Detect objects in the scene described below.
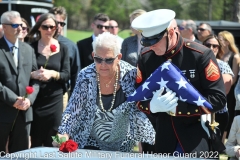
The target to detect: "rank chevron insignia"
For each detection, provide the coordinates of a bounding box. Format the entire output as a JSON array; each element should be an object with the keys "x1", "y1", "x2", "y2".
[
  {"x1": 205, "y1": 59, "x2": 220, "y2": 81},
  {"x1": 127, "y1": 61, "x2": 213, "y2": 109}
]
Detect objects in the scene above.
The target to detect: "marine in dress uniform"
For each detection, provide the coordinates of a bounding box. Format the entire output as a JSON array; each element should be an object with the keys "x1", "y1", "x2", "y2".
[{"x1": 132, "y1": 9, "x2": 226, "y2": 157}]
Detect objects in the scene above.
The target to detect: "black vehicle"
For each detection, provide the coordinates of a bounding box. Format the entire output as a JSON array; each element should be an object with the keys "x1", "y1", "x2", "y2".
[{"x1": 0, "y1": 0, "x2": 53, "y2": 27}]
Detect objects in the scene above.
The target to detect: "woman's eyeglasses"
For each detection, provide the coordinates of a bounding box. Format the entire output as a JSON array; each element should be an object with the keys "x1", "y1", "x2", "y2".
[
  {"x1": 58, "y1": 21, "x2": 66, "y2": 27},
  {"x1": 41, "y1": 25, "x2": 56, "y2": 30},
  {"x1": 94, "y1": 24, "x2": 109, "y2": 30},
  {"x1": 3, "y1": 23, "x2": 22, "y2": 28},
  {"x1": 204, "y1": 43, "x2": 219, "y2": 49},
  {"x1": 93, "y1": 55, "x2": 118, "y2": 64}
]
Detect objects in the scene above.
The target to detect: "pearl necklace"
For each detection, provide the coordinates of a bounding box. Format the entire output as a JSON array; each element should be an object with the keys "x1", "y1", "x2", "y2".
[{"x1": 97, "y1": 69, "x2": 119, "y2": 112}]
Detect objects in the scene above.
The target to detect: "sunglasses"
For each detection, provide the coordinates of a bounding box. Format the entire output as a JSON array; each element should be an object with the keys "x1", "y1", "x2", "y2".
[
  {"x1": 58, "y1": 21, "x2": 66, "y2": 27},
  {"x1": 94, "y1": 23, "x2": 109, "y2": 30},
  {"x1": 22, "y1": 27, "x2": 29, "y2": 31},
  {"x1": 141, "y1": 30, "x2": 166, "y2": 47},
  {"x1": 178, "y1": 26, "x2": 185, "y2": 31},
  {"x1": 204, "y1": 43, "x2": 219, "y2": 49},
  {"x1": 94, "y1": 55, "x2": 118, "y2": 64},
  {"x1": 3, "y1": 23, "x2": 22, "y2": 28},
  {"x1": 109, "y1": 26, "x2": 118, "y2": 29},
  {"x1": 197, "y1": 28, "x2": 207, "y2": 31},
  {"x1": 41, "y1": 25, "x2": 56, "y2": 30}
]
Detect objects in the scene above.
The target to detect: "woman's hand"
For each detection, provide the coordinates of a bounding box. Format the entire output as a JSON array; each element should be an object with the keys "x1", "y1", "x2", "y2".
[
  {"x1": 52, "y1": 133, "x2": 70, "y2": 147},
  {"x1": 31, "y1": 69, "x2": 43, "y2": 80},
  {"x1": 58, "y1": 133, "x2": 69, "y2": 141},
  {"x1": 38, "y1": 66, "x2": 57, "y2": 81}
]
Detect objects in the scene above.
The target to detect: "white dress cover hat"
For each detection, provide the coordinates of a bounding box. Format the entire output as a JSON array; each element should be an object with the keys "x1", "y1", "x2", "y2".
[{"x1": 131, "y1": 9, "x2": 176, "y2": 37}]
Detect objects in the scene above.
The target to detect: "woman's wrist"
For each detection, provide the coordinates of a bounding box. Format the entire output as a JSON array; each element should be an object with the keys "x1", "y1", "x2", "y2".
[{"x1": 52, "y1": 70, "x2": 60, "y2": 80}]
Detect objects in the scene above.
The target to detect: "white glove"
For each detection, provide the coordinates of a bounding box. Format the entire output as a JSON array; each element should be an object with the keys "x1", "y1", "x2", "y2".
[{"x1": 150, "y1": 87, "x2": 178, "y2": 113}]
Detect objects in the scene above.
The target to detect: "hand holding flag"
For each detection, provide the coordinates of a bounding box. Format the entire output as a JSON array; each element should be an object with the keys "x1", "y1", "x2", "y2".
[
  {"x1": 150, "y1": 87, "x2": 178, "y2": 113},
  {"x1": 127, "y1": 61, "x2": 212, "y2": 109}
]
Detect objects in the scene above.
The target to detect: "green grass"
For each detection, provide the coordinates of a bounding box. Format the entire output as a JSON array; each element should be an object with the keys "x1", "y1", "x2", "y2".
[
  {"x1": 66, "y1": 30, "x2": 92, "y2": 43},
  {"x1": 66, "y1": 29, "x2": 132, "y2": 43}
]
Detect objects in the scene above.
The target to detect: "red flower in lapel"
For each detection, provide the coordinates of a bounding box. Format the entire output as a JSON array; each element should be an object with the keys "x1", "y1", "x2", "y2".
[
  {"x1": 44, "y1": 44, "x2": 57, "y2": 68},
  {"x1": 50, "y1": 44, "x2": 57, "y2": 52}
]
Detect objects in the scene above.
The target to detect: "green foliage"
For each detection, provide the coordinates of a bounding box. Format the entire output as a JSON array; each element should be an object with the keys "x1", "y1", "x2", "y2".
[
  {"x1": 66, "y1": 29, "x2": 132, "y2": 43},
  {"x1": 144, "y1": 0, "x2": 183, "y2": 18},
  {"x1": 183, "y1": 0, "x2": 235, "y2": 21},
  {"x1": 54, "y1": 0, "x2": 239, "y2": 30}
]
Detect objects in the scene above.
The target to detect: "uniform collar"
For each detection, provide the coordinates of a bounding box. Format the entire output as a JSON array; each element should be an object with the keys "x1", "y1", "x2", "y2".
[{"x1": 164, "y1": 33, "x2": 184, "y2": 59}]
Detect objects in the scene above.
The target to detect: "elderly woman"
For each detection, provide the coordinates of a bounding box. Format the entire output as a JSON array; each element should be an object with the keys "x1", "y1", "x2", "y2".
[{"x1": 57, "y1": 32, "x2": 155, "y2": 151}]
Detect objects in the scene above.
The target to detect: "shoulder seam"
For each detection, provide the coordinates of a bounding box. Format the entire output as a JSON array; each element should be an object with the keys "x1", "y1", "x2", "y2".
[{"x1": 184, "y1": 41, "x2": 206, "y2": 54}]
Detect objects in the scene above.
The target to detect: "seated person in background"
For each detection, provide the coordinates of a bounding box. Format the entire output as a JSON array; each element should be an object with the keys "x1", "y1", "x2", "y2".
[
  {"x1": 56, "y1": 32, "x2": 155, "y2": 152},
  {"x1": 225, "y1": 115, "x2": 240, "y2": 160}
]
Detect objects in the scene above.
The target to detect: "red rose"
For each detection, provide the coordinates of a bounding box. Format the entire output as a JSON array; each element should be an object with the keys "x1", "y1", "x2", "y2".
[
  {"x1": 50, "y1": 44, "x2": 57, "y2": 52},
  {"x1": 59, "y1": 142, "x2": 67, "y2": 152},
  {"x1": 26, "y1": 86, "x2": 34, "y2": 94},
  {"x1": 59, "y1": 140, "x2": 78, "y2": 153}
]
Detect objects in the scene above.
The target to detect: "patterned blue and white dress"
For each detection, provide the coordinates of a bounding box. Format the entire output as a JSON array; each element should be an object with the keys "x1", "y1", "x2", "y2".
[
  {"x1": 58, "y1": 60, "x2": 155, "y2": 152},
  {"x1": 216, "y1": 59, "x2": 234, "y2": 114}
]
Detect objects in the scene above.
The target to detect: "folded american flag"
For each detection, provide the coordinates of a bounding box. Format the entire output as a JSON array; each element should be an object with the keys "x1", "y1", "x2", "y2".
[{"x1": 127, "y1": 61, "x2": 212, "y2": 109}]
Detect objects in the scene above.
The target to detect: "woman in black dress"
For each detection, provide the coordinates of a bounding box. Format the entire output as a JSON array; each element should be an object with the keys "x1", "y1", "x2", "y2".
[{"x1": 28, "y1": 13, "x2": 70, "y2": 147}]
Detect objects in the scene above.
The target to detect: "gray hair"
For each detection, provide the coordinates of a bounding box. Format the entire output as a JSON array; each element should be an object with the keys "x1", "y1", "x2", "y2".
[
  {"x1": 92, "y1": 32, "x2": 121, "y2": 56},
  {"x1": 199, "y1": 22, "x2": 212, "y2": 32},
  {"x1": 185, "y1": 20, "x2": 197, "y2": 35},
  {"x1": 1, "y1": 11, "x2": 21, "y2": 24}
]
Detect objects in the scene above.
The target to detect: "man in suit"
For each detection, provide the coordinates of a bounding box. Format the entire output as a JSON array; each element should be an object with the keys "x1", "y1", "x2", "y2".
[
  {"x1": 77, "y1": 13, "x2": 110, "y2": 68},
  {"x1": 0, "y1": 11, "x2": 39, "y2": 154},
  {"x1": 179, "y1": 20, "x2": 202, "y2": 44},
  {"x1": 49, "y1": 6, "x2": 81, "y2": 110}
]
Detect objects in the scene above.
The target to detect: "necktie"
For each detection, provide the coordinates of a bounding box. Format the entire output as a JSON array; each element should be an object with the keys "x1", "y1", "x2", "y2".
[{"x1": 12, "y1": 46, "x2": 18, "y2": 67}]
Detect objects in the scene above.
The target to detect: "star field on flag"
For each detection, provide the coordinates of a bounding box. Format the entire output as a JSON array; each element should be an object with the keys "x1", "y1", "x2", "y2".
[{"x1": 127, "y1": 61, "x2": 213, "y2": 109}]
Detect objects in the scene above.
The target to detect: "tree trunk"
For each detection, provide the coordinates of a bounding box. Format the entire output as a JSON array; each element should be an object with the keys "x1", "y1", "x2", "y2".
[{"x1": 233, "y1": 0, "x2": 240, "y2": 22}]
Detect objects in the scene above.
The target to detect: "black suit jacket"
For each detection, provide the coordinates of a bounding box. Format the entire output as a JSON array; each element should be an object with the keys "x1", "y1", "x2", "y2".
[
  {"x1": 77, "y1": 36, "x2": 93, "y2": 69},
  {"x1": 0, "y1": 37, "x2": 39, "y2": 123},
  {"x1": 58, "y1": 35, "x2": 81, "y2": 93}
]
